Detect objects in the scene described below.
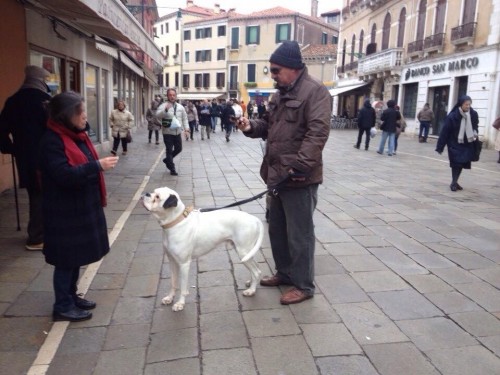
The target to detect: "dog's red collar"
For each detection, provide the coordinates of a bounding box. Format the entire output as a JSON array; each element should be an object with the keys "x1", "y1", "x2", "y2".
[{"x1": 161, "y1": 206, "x2": 194, "y2": 229}]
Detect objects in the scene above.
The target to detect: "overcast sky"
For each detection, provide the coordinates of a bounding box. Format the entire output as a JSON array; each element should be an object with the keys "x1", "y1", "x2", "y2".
[{"x1": 155, "y1": 0, "x2": 343, "y2": 17}]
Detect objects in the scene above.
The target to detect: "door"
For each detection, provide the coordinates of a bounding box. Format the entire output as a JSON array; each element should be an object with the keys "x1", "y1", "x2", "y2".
[{"x1": 432, "y1": 86, "x2": 449, "y2": 135}]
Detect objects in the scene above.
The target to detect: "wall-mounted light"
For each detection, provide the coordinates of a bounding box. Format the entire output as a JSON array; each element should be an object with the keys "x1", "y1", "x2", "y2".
[{"x1": 263, "y1": 66, "x2": 269, "y2": 74}]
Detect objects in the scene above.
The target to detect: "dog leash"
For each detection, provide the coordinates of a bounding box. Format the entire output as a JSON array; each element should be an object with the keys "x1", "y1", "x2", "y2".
[{"x1": 199, "y1": 175, "x2": 291, "y2": 212}]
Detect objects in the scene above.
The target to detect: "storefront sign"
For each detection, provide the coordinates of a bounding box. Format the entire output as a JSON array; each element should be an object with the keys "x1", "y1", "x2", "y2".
[{"x1": 405, "y1": 57, "x2": 479, "y2": 80}]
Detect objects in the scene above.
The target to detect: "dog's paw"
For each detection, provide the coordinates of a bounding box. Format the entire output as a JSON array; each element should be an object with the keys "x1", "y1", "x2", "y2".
[
  {"x1": 172, "y1": 302, "x2": 185, "y2": 311},
  {"x1": 162, "y1": 296, "x2": 174, "y2": 305},
  {"x1": 245, "y1": 280, "x2": 251, "y2": 287},
  {"x1": 242, "y1": 288, "x2": 256, "y2": 297}
]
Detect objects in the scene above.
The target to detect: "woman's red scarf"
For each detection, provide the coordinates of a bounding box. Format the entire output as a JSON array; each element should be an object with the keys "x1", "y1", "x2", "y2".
[{"x1": 47, "y1": 119, "x2": 107, "y2": 207}]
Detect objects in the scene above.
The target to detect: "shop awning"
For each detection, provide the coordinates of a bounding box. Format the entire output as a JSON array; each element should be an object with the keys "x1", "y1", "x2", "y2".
[
  {"x1": 247, "y1": 88, "x2": 276, "y2": 96},
  {"x1": 329, "y1": 82, "x2": 370, "y2": 96},
  {"x1": 120, "y1": 52, "x2": 143, "y2": 77},
  {"x1": 27, "y1": 0, "x2": 164, "y2": 65},
  {"x1": 143, "y1": 67, "x2": 159, "y2": 86},
  {"x1": 176, "y1": 93, "x2": 225, "y2": 101}
]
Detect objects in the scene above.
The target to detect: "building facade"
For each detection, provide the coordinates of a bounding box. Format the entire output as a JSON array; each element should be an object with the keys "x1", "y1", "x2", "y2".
[
  {"x1": 336, "y1": 0, "x2": 500, "y2": 146},
  {"x1": 0, "y1": 0, "x2": 163, "y2": 192},
  {"x1": 176, "y1": 6, "x2": 338, "y2": 104}
]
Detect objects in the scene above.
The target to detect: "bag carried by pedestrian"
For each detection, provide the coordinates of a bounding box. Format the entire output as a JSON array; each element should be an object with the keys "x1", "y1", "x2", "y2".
[
  {"x1": 370, "y1": 127, "x2": 377, "y2": 138},
  {"x1": 472, "y1": 138, "x2": 482, "y2": 162},
  {"x1": 493, "y1": 117, "x2": 500, "y2": 130},
  {"x1": 126, "y1": 130, "x2": 132, "y2": 143}
]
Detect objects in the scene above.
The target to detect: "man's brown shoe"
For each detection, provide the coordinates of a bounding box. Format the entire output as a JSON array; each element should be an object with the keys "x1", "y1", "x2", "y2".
[
  {"x1": 260, "y1": 274, "x2": 291, "y2": 287},
  {"x1": 280, "y1": 288, "x2": 313, "y2": 305}
]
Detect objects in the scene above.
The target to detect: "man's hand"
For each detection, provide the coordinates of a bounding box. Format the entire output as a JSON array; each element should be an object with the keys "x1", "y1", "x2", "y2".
[
  {"x1": 236, "y1": 117, "x2": 251, "y2": 132},
  {"x1": 288, "y1": 168, "x2": 306, "y2": 182}
]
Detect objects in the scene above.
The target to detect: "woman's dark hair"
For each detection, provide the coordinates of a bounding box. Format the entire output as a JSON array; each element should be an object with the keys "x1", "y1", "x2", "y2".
[{"x1": 48, "y1": 91, "x2": 84, "y2": 128}]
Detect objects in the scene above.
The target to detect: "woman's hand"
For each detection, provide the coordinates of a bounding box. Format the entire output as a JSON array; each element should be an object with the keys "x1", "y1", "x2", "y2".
[{"x1": 99, "y1": 156, "x2": 119, "y2": 171}]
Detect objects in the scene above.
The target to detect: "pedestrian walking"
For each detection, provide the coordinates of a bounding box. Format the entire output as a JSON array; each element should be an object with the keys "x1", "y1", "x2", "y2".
[
  {"x1": 394, "y1": 105, "x2": 406, "y2": 155},
  {"x1": 236, "y1": 41, "x2": 331, "y2": 305},
  {"x1": 493, "y1": 116, "x2": 500, "y2": 163},
  {"x1": 156, "y1": 88, "x2": 189, "y2": 176},
  {"x1": 354, "y1": 99, "x2": 376, "y2": 150},
  {"x1": 0, "y1": 65, "x2": 52, "y2": 251},
  {"x1": 436, "y1": 95, "x2": 479, "y2": 191},
  {"x1": 376, "y1": 99, "x2": 401, "y2": 156},
  {"x1": 185, "y1": 101, "x2": 198, "y2": 141},
  {"x1": 417, "y1": 103, "x2": 434, "y2": 143},
  {"x1": 221, "y1": 99, "x2": 236, "y2": 142},
  {"x1": 39, "y1": 91, "x2": 118, "y2": 322},
  {"x1": 109, "y1": 100, "x2": 134, "y2": 156},
  {"x1": 146, "y1": 100, "x2": 161, "y2": 145},
  {"x1": 210, "y1": 99, "x2": 221, "y2": 133},
  {"x1": 198, "y1": 99, "x2": 212, "y2": 140}
]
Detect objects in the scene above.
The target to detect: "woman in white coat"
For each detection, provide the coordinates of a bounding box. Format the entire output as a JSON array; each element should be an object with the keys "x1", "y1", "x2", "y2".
[{"x1": 109, "y1": 100, "x2": 134, "y2": 155}]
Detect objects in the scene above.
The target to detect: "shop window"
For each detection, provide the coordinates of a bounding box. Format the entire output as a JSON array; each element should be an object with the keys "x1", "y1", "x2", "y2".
[
  {"x1": 30, "y1": 50, "x2": 62, "y2": 95},
  {"x1": 402, "y1": 83, "x2": 418, "y2": 118},
  {"x1": 86, "y1": 65, "x2": 99, "y2": 142}
]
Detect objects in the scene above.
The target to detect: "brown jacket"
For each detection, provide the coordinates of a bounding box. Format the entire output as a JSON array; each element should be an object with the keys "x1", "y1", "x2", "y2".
[{"x1": 244, "y1": 68, "x2": 331, "y2": 188}]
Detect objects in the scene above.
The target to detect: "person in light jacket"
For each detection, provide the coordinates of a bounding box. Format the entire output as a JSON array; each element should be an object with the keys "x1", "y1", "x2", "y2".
[
  {"x1": 156, "y1": 88, "x2": 189, "y2": 176},
  {"x1": 109, "y1": 100, "x2": 134, "y2": 155},
  {"x1": 417, "y1": 103, "x2": 434, "y2": 143}
]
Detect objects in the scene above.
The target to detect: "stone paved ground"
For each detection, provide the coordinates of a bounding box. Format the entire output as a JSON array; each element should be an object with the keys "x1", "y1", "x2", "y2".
[{"x1": 1, "y1": 126, "x2": 499, "y2": 375}]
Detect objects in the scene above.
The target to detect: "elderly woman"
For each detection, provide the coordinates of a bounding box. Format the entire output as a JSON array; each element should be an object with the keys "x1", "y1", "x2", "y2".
[
  {"x1": 109, "y1": 100, "x2": 134, "y2": 155},
  {"x1": 436, "y1": 95, "x2": 479, "y2": 191},
  {"x1": 39, "y1": 91, "x2": 118, "y2": 322}
]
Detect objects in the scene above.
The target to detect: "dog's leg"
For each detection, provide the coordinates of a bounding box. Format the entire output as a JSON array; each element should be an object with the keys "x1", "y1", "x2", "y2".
[
  {"x1": 172, "y1": 261, "x2": 191, "y2": 311},
  {"x1": 242, "y1": 258, "x2": 261, "y2": 296},
  {"x1": 162, "y1": 253, "x2": 178, "y2": 305}
]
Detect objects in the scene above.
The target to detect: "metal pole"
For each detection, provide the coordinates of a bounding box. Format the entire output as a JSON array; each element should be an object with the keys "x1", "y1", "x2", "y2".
[{"x1": 11, "y1": 156, "x2": 21, "y2": 231}]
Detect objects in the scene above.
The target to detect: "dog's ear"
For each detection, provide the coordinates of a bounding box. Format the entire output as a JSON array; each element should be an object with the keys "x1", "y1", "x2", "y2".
[{"x1": 163, "y1": 194, "x2": 178, "y2": 209}]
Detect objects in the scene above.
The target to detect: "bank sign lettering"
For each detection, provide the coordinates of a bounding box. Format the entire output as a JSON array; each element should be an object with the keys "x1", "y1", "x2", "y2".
[{"x1": 405, "y1": 57, "x2": 479, "y2": 80}]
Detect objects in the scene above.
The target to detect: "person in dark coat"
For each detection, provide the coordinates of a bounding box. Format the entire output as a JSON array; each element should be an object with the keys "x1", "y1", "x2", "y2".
[
  {"x1": 198, "y1": 99, "x2": 212, "y2": 140},
  {"x1": 436, "y1": 95, "x2": 479, "y2": 191},
  {"x1": 376, "y1": 99, "x2": 401, "y2": 156},
  {"x1": 221, "y1": 99, "x2": 236, "y2": 142},
  {"x1": 39, "y1": 91, "x2": 118, "y2": 322},
  {"x1": 236, "y1": 41, "x2": 331, "y2": 305},
  {"x1": 354, "y1": 99, "x2": 376, "y2": 150},
  {"x1": 0, "y1": 65, "x2": 52, "y2": 250}
]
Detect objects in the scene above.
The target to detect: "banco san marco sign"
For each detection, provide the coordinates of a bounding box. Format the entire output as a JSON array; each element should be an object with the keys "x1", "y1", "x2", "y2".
[{"x1": 404, "y1": 57, "x2": 480, "y2": 81}]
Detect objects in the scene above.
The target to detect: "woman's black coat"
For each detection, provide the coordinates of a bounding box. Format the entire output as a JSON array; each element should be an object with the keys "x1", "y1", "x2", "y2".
[
  {"x1": 39, "y1": 130, "x2": 110, "y2": 268},
  {"x1": 436, "y1": 106, "x2": 479, "y2": 168}
]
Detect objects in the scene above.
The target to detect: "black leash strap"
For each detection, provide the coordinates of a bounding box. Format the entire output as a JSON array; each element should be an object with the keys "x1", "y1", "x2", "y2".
[{"x1": 199, "y1": 175, "x2": 290, "y2": 212}]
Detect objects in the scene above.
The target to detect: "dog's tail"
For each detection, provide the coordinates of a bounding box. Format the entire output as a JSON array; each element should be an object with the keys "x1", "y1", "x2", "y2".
[{"x1": 241, "y1": 219, "x2": 265, "y2": 263}]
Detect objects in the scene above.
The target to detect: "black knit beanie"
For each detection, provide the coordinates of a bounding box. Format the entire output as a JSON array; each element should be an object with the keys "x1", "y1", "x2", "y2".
[{"x1": 269, "y1": 41, "x2": 305, "y2": 70}]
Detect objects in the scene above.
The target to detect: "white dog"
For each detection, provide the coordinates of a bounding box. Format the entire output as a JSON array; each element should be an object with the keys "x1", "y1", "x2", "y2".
[{"x1": 142, "y1": 187, "x2": 264, "y2": 311}]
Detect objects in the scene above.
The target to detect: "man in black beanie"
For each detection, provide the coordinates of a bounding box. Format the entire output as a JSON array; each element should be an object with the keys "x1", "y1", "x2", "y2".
[
  {"x1": 236, "y1": 41, "x2": 331, "y2": 305},
  {"x1": 0, "y1": 66, "x2": 51, "y2": 251}
]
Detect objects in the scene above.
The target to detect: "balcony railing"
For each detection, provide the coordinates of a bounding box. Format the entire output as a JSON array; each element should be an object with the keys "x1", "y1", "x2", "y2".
[
  {"x1": 451, "y1": 22, "x2": 476, "y2": 45},
  {"x1": 344, "y1": 61, "x2": 359, "y2": 72},
  {"x1": 407, "y1": 39, "x2": 424, "y2": 56},
  {"x1": 424, "y1": 33, "x2": 445, "y2": 53},
  {"x1": 358, "y1": 48, "x2": 403, "y2": 77}
]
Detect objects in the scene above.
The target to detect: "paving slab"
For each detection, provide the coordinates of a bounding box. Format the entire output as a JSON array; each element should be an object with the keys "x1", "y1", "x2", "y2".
[
  {"x1": 243, "y1": 308, "x2": 301, "y2": 337},
  {"x1": 200, "y1": 310, "x2": 249, "y2": 350},
  {"x1": 425, "y1": 345, "x2": 500, "y2": 375},
  {"x1": 301, "y1": 323, "x2": 363, "y2": 356},
  {"x1": 369, "y1": 289, "x2": 443, "y2": 320},
  {"x1": 316, "y1": 355, "x2": 379, "y2": 375},
  {"x1": 351, "y1": 270, "x2": 410, "y2": 292},
  {"x1": 202, "y1": 348, "x2": 257, "y2": 375}
]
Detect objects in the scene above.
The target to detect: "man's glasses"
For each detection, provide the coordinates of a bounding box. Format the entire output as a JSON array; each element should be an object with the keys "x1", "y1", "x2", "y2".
[{"x1": 270, "y1": 67, "x2": 282, "y2": 74}]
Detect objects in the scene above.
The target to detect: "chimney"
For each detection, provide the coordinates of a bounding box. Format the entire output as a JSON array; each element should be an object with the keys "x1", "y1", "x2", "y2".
[
  {"x1": 186, "y1": 0, "x2": 194, "y2": 7},
  {"x1": 311, "y1": 0, "x2": 318, "y2": 17},
  {"x1": 214, "y1": 3, "x2": 220, "y2": 14}
]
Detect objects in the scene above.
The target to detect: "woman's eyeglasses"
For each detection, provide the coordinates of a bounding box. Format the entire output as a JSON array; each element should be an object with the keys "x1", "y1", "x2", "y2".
[{"x1": 270, "y1": 67, "x2": 282, "y2": 74}]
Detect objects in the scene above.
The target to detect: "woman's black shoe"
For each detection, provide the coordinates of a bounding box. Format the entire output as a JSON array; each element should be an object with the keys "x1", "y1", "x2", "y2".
[
  {"x1": 450, "y1": 183, "x2": 458, "y2": 192},
  {"x1": 53, "y1": 308, "x2": 92, "y2": 322},
  {"x1": 456, "y1": 183, "x2": 463, "y2": 190},
  {"x1": 75, "y1": 296, "x2": 96, "y2": 310}
]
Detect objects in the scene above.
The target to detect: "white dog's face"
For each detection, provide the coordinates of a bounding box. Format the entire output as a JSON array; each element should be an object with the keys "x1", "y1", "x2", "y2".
[{"x1": 141, "y1": 187, "x2": 184, "y2": 222}]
